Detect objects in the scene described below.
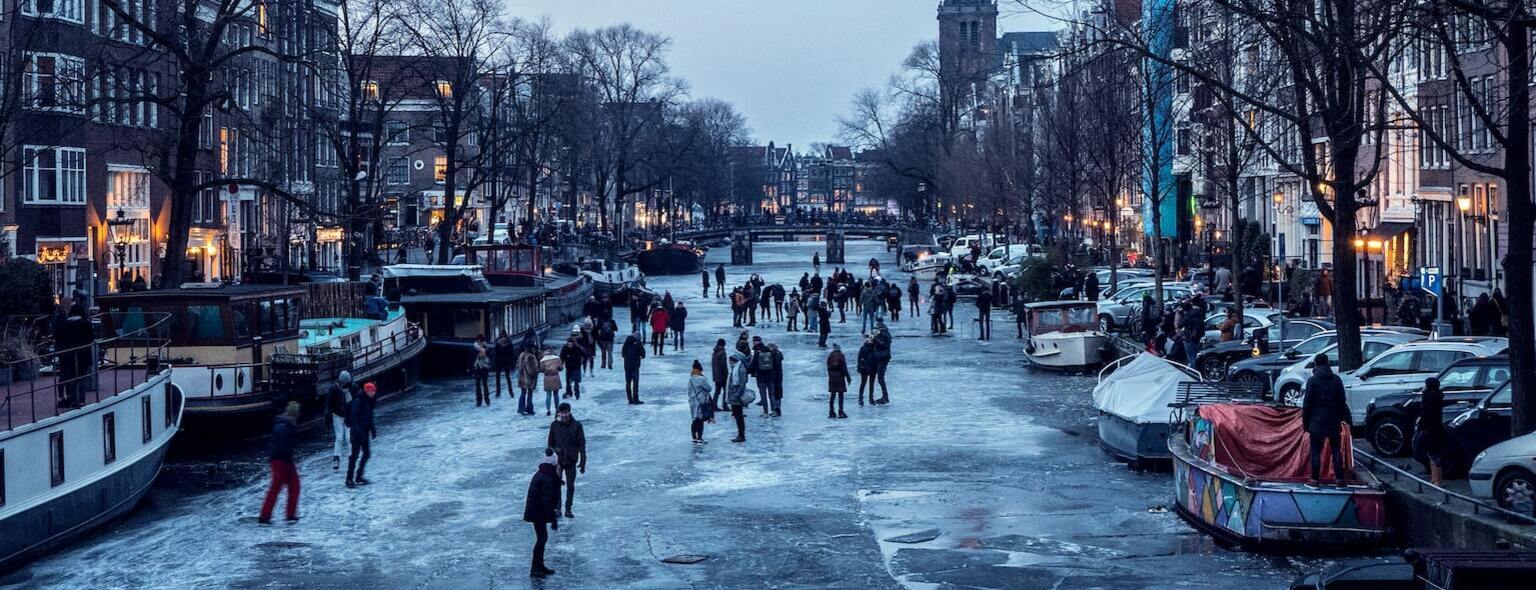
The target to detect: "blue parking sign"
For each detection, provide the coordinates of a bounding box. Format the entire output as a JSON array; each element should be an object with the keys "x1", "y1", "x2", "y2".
[{"x1": 1418, "y1": 267, "x2": 1442, "y2": 298}]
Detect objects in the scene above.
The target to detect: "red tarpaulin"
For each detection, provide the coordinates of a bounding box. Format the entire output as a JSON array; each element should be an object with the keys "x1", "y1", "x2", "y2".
[{"x1": 1198, "y1": 404, "x2": 1357, "y2": 483}]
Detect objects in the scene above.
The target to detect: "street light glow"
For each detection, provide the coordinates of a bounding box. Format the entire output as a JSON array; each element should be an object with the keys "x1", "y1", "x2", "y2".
[
  {"x1": 1457, "y1": 195, "x2": 1473, "y2": 212},
  {"x1": 1352, "y1": 238, "x2": 1366, "y2": 249},
  {"x1": 1366, "y1": 239, "x2": 1383, "y2": 251}
]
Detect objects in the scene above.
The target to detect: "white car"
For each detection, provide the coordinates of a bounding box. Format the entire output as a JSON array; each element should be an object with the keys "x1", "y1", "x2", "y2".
[
  {"x1": 1270, "y1": 332, "x2": 1423, "y2": 411},
  {"x1": 1277, "y1": 337, "x2": 1506, "y2": 425},
  {"x1": 948, "y1": 234, "x2": 1005, "y2": 259},
  {"x1": 978, "y1": 244, "x2": 1044, "y2": 271},
  {"x1": 1468, "y1": 422, "x2": 1536, "y2": 516},
  {"x1": 1200, "y1": 308, "x2": 1287, "y2": 345}
]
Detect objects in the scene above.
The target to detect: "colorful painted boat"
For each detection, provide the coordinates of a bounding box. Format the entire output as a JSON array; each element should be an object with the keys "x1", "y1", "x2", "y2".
[{"x1": 1168, "y1": 403, "x2": 1389, "y2": 551}]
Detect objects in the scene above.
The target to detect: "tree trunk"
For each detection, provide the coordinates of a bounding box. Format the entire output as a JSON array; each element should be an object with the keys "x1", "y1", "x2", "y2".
[
  {"x1": 158, "y1": 82, "x2": 207, "y2": 289},
  {"x1": 1503, "y1": 18, "x2": 1535, "y2": 435}
]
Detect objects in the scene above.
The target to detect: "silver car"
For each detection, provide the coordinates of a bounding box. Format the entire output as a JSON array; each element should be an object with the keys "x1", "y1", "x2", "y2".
[{"x1": 1095, "y1": 284, "x2": 1194, "y2": 332}]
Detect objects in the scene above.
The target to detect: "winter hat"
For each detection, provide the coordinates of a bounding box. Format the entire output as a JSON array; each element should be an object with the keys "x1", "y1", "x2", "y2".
[
  {"x1": 363, "y1": 382, "x2": 377, "y2": 395},
  {"x1": 337, "y1": 371, "x2": 353, "y2": 384},
  {"x1": 572, "y1": 326, "x2": 582, "y2": 334},
  {"x1": 540, "y1": 448, "x2": 559, "y2": 467},
  {"x1": 691, "y1": 360, "x2": 704, "y2": 374}
]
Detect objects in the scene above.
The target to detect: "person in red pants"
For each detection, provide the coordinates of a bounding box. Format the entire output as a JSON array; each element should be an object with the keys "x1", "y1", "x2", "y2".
[{"x1": 259, "y1": 401, "x2": 302, "y2": 523}]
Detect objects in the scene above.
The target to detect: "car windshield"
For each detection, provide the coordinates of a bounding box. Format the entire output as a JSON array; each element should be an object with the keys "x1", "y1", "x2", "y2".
[{"x1": 1291, "y1": 335, "x2": 1334, "y2": 355}]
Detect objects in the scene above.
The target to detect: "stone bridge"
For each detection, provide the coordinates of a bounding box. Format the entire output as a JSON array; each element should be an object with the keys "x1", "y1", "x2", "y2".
[{"x1": 675, "y1": 224, "x2": 937, "y2": 265}]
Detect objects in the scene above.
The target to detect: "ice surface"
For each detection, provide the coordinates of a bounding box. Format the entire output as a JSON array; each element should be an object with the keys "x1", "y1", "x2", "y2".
[{"x1": 2, "y1": 241, "x2": 1327, "y2": 590}]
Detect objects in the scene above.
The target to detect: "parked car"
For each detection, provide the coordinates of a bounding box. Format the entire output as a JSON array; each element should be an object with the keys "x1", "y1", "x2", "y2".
[
  {"x1": 1362, "y1": 355, "x2": 1511, "y2": 457},
  {"x1": 1095, "y1": 284, "x2": 1195, "y2": 332},
  {"x1": 978, "y1": 244, "x2": 1044, "y2": 271},
  {"x1": 1200, "y1": 308, "x2": 1288, "y2": 346},
  {"x1": 1270, "y1": 332, "x2": 1425, "y2": 409},
  {"x1": 1466, "y1": 393, "x2": 1536, "y2": 515},
  {"x1": 1449, "y1": 381, "x2": 1517, "y2": 476},
  {"x1": 1220, "y1": 323, "x2": 1359, "y2": 390},
  {"x1": 1324, "y1": 339, "x2": 1508, "y2": 425}
]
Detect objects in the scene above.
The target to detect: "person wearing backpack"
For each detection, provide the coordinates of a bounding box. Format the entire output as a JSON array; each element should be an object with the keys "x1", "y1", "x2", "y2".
[
  {"x1": 817, "y1": 300, "x2": 833, "y2": 348},
  {"x1": 670, "y1": 301, "x2": 688, "y2": 351},
  {"x1": 766, "y1": 343, "x2": 785, "y2": 416},
  {"x1": 749, "y1": 338, "x2": 776, "y2": 416},
  {"x1": 595, "y1": 317, "x2": 617, "y2": 370},
  {"x1": 621, "y1": 333, "x2": 646, "y2": 404}
]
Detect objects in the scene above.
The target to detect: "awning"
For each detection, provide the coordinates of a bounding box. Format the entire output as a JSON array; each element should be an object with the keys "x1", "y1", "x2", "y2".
[{"x1": 1369, "y1": 222, "x2": 1415, "y2": 240}]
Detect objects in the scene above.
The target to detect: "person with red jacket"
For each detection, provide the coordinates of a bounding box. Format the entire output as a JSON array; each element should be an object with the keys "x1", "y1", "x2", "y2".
[{"x1": 649, "y1": 305, "x2": 670, "y2": 356}]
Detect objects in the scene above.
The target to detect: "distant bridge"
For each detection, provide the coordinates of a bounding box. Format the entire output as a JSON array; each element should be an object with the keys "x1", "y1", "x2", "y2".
[{"x1": 675, "y1": 223, "x2": 936, "y2": 265}]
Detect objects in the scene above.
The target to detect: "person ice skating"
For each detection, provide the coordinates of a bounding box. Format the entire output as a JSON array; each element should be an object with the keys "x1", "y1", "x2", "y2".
[
  {"x1": 546, "y1": 403, "x2": 586, "y2": 517},
  {"x1": 812, "y1": 251, "x2": 820, "y2": 269},
  {"x1": 711, "y1": 339, "x2": 729, "y2": 410},
  {"x1": 1302, "y1": 354, "x2": 1351, "y2": 485},
  {"x1": 856, "y1": 335, "x2": 876, "y2": 406},
  {"x1": 827, "y1": 344, "x2": 851, "y2": 419},
  {"x1": 540, "y1": 348, "x2": 564, "y2": 415},
  {"x1": 688, "y1": 361, "x2": 714, "y2": 443},
  {"x1": 715, "y1": 264, "x2": 727, "y2": 297},
  {"x1": 579, "y1": 321, "x2": 597, "y2": 372},
  {"x1": 258, "y1": 401, "x2": 303, "y2": 524},
  {"x1": 473, "y1": 334, "x2": 492, "y2": 407},
  {"x1": 560, "y1": 329, "x2": 587, "y2": 400},
  {"x1": 517, "y1": 347, "x2": 540, "y2": 415},
  {"x1": 494, "y1": 332, "x2": 516, "y2": 396},
  {"x1": 649, "y1": 304, "x2": 670, "y2": 355},
  {"x1": 524, "y1": 451, "x2": 562, "y2": 578},
  {"x1": 726, "y1": 350, "x2": 752, "y2": 442},
  {"x1": 871, "y1": 320, "x2": 892, "y2": 405},
  {"x1": 326, "y1": 371, "x2": 356, "y2": 470},
  {"x1": 670, "y1": 301, "x2": 688, "y2": 351},
  {"x1": 621, "y1": 333, "x2": 646, "y2": 404},
  {"x1": 345, "y1": 382, "x2": 378, "y2": 488}
]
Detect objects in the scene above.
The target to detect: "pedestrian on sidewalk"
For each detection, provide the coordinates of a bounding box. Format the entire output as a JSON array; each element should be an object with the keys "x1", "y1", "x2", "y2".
[
  {"x1": 649, "y1": 304, "x2": 670, "y2": 356},
  {"x1": 817, "y1": 300, "x2": 833, "y2": 348},
  {"x1": 621, "y1": 333, "x2": 646, "y2": 404},
  {"x1": 560, "y1": 330, "x2": 587, "y2": 400},
  {"x1": 473, "y1": 335, "x2": 492, "y2": 407},
  {"x1": 494, "y1": 332, "x2": 516, "y2": 397},
  {"x1": 711, "y1": 339, "x2": 729, "y2": 410},
  {"x1": 670, "y1": 301, "x2": 688, "y2": 351},
  {"x1": 540, "y1": 349, "x2": 563, "y2": 415},
  {"x1": 856, "y1": 335, "x2": 876, "y2": 406},
  {"x1": 524, "y1": 451, "x2": 561, "y2": 578},
  {"x1": 976, "y1": 288, "x2": 993, "y2": 341},
  {"x1": 326, "y1": 371, "x2": 355, "y2": 470},
  {"x1": 1416, "y1": 377, "x2": 1449, "y2": 485},
  {"x1": 1302, "y1": 354, "x2": 1350, "y2": 485},
  {"x1": 258, "y1": 401, "x2": 302, "y2": 524},
  {"x1": 596, "y1": 316, "x2": 617, "y2": 370},
  {"x1": 517, "y1": 347, "x2": 540, "y2": 415},
  {"x1": 726, "y1": 350, "x2": 752, "y2": 442},
  {"x1": 871, "y1": 320, "x2": 892, "y2": 405},
  {"x1": 716, "y1": 264, "x2": 727, "y2": 297},
  {"x1": 688, "y1": 360, "x2": 714, "y2": 443},
  {"x1": 546, "y1": 403, "x2": 586, "y2": 518},
  {"x1": 827, "y1": 344, "x2": 851, "y2": 419},
  {"x1": 345, "y1": 383, "x2": 378, "y2": 488}
]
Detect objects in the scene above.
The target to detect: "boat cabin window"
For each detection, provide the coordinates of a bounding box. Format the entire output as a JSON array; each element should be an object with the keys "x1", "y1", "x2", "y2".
[
  {"x1": 1032, "y1": 307, "x2": 1094, "y2": 332},
  {"x1": 231, "y1": 303, "x2": 252, "y2": 339},
  {"x1": 1, "y1": 449, "x2": 7, "y2": 507},
  {"x1": 454, "y1": 309, "x2": 484, "y2": 339},
  {"x1": 49, "y1": 432, "x2": 65, "y2": 487},
  {"x1": 141, "y1": 395, "x2": 153, "y2": 443},
  {"x1": 185, "y1": 305, "x2": 227, "y2": 340},
  {"x1": 102, "y1": 413, "x2": 117, "y2": 464}
]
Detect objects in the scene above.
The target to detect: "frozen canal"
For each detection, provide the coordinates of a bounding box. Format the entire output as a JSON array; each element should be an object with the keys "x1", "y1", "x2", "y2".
[{"x1": 4, "y1": 241, "x2": 1328, "y2": 589}]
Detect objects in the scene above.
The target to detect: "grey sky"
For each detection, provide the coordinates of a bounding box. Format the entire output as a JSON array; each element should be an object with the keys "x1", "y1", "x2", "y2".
[{"x1": 507, "y1": 0, "x2": 1053, "y2": 151}]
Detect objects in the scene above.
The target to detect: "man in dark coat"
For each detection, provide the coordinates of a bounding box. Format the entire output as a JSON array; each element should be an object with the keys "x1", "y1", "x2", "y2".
[
  {"x1": 345, "y1": 383, "x2": 378, "y2": 488},
  {"x1": 701, "y1": 269, "x2": 711, "y2": 298},
  {"x1": 621, "y1": 333, "x2": 646, "y2": 404},
  {"x1": 711, "y1": 338, "x2": 729, "y2": 409},
  {"x1": 715, "y1": 264, "x2": 727, "y2": 297},
  {"x1": 258, "y1": 402, "x2": 303, "y2": 523},
  {"x1": 547, "y1": 404, "x2": 586, "y2": 517},
  {"x1": 1083, "y1": 272, "x2": 1100, "y2": 302},
  {"x1": 1301, "y1": 356, "x2": 1351, "y2": 484},
  {"x1": 975, "y1": 289, "x2": 993, "y2": 340},
  {"x1": 871, "y1": 320, "x2": 893, "y2": 404},
  {"x1": 560, "y1": 332, "x2": 587, "y2": 399},
  {"x1": 816, "y1": 301, "x2": 833, "y2": 348},
  {"x1": 524, "y1": 453, "x2": 562, "y2": 578},
  {"x1": 493, "y1": 333, "x2": 516, "y2": 397}
]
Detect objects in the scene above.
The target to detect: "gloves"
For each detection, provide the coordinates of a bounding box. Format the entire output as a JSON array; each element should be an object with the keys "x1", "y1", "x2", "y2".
[{"x1": 579, "y1": 465, "x2": 586, "y2": 474}]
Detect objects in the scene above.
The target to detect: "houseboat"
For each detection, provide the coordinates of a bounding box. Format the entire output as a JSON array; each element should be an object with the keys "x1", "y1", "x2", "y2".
[
  {"x1": 1092, "y1": 353, "x2": 1200, "y2": 465},
  {"x1": 1022, "y1": 301, "x2": 1109, "y2": 372},
  {"x1": 464, "y1": 244, "x2": 593, "y2": 327},
  {"x1": 96, "y1": 285, "x2": 307, "y2": 437},
  {"x1": 270, "y1": 283, "x2": 426, "y2": 413},
  {"x1": 383, "y1": 265, "x2": 548, "y2": 377},
  {"x1": 1, "y1": 313, "x2": 183, "y2": 571},
  {"x1": 1169, "y1": 402, "x2": 1389, "y2": 551}
]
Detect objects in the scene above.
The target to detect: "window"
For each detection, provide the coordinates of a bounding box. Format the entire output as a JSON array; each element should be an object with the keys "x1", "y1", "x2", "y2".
[
  {"x1": 361, "y1": 80, "x2": 379, "y2": 102},
  {"x1": 23, "y1": 146, "x2": 87, "y2": 204},
  {"x1": 1363, "y1": 342, "x2": 1393, "y2": 361},
  {"x1": 103, "y1": 413, "x2": 117, "y2": 464},
  {"x1": 1368, "y1": 351, "x2": 1416, "y2": 375},
  {"x1": 434, "y1": 156, "x2": 447, "y2": 183},
  {"x1": 23, "y1": 0, "x2": 84, "y2": 23},
  {"x1": 385, "y1": 120, "x2": 408, "y2": 144},
  {"x1": 435, "y1": 80, "x2": 453, "y2": 99},
  {"x1": 1282, "y1": 322, "x2": 1322, "y2": 342},
  {"x1": 1438, "y1": 365, "x2": 1480, "y2": 390},
  {"x1": 387, "y1": 159, "x2": 410, "y2": 185},
  {"x1": 185, "y1": 305, "x2": 227, "y2": 340},
  {"x1": 1483, "y1": 367, "x2": 1511, "y2": 389},
  {"x1": 50, "y1": 432, "x2": 65, "y2": 487},
  {"x1": 1, "y1": 449, "x2": 6, "y2": 507},
  {"x1": 1416, "y1": 350, "x2": 1471, "y2": 372},
  {"x1": 23, "y1": 53, "x2": 85, "y2": 113},
  {"x1": 164, "y1": 383, "x2": 177, "y2": 428},
  {"x1": 141, "y1": 395, "x2": 153, "y2": 443},
  {"x1": 256, "y1": 0, "x2": 271, "y2": 36}
]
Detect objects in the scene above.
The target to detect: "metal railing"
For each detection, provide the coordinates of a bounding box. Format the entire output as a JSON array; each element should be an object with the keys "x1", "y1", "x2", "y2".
[
  {"x1": 1353, "y1": 446, "x2": 1536, "y2": 526},
  {"x1": 2, "y1": 312, "x2": 172, "y2": 431}
]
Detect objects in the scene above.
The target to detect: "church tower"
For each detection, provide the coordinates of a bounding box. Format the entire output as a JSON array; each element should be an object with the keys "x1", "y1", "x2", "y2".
[{"x1": 937, "y1": 0, "x2": 999, "y2": 83}]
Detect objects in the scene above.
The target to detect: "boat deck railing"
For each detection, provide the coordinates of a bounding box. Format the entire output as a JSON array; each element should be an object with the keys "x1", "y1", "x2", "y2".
[
  {"x1": 1353, "y1": 447, "x2": 1536, "y2": 526},
  {"x1": 2, "y1": 312, "x2": 172, "y2": 432}
]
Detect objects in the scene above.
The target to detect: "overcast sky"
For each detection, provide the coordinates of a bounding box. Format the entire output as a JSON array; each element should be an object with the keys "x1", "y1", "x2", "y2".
[{"x1": 507, "y1": 0, "x2": 1055, "y2": 151}]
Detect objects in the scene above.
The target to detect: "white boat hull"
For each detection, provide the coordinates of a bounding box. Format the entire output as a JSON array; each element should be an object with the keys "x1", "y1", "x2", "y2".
[{"x1": 1024, "y1": 331, "x2": 1107, "y2": 372}]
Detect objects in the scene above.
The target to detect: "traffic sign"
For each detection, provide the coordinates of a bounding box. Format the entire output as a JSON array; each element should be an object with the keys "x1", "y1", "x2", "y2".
[{"x1": 1418, "y1": 266, "x2": 1442, "y2": 298}]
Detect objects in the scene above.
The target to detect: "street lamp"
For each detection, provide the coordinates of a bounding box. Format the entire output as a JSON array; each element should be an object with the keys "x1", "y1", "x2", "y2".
[{"x1": 106, "y1": 209, "x2": 136, "y2": 292}]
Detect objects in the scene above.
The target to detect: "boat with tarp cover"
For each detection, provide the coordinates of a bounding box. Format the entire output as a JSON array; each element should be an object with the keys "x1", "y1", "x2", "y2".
[
  {"x1": 1169, "y1": 402, "x2": 1389, "y2": 551},
  {"x1": 1093, "y1": 354, "x2": 1201, "y2": 465}
]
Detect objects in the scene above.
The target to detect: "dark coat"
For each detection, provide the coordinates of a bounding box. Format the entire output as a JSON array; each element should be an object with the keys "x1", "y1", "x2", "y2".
[
  {"x1": 817, "y1": 306, "x2": 833, "y2": 334},
  {"x1": 560, "y1": 340, "x2": 586, "y2": 377},
  {"x1": 856, "y1": 342, "x2": 876, "y2": 375},
  {"x1": 492, "y1": 338, "x2": 516, "y2": 371},
  {"x1": 712, "y1": 347, "x2": 729, "y2": 383},
  {"x1": 523, "y1": 463, "x2": 563, "y2": 524},
  {"x1": 347, "y1": 394, "x2": 378, "y2": 440},
  {"x1": 871, "y1": 328, "x2": 893, "y2": 368},
  {"x1": 547, "y1": 419, "x2": 586, "y2": 469},
  {"x1": 669, "y1": 306, "x2": 688, "y2": 331},
  {"x1": 827, "y1": 350, "x2": 851, "y2": 392},
  {"x1": 268, "y1": 416, "x2": 297, "y2": 462},
  {"x1": 1301, "y1": 367, "x2": 1351, "y2": 436},
  {"x1": 621, "y1": 334, "x2": 646, "y2": 369},
  {"x1": 327, "y1": 382, "x2": 354, "y2": 417},
  {"x1": 976, "y1": 290, "x2": 993, "y2": 313}
]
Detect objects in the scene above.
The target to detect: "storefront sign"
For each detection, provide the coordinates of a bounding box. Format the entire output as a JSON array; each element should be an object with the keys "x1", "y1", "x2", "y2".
[
  {"x1": 315, "y1": 227, "x2": 345, "y2": 242},
  {"x1": 37, "y1": 245, "x2": 71, "y2": 264}
]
